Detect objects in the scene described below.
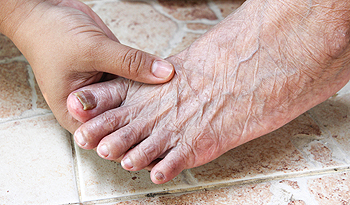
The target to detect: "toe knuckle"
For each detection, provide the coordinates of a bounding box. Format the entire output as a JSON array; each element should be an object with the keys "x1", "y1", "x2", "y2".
[
  {"x1": 101, "y1": 110, "x2": 118, "y2": 131},
  {"x1": 140, "y1": 143, "x2": 159, "y2": 163},
  {"x1": 120, "y1": 126, "x2": 139, "y2": 146}
]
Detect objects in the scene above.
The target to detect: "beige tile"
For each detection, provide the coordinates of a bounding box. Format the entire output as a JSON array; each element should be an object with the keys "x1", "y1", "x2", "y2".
[
  {"x1": 279, "y1": 180, "x2": 301, "y2": 190},
  {"x1": 34, "y1": 78, "x2": 50, "y2": 110},
  {"x1": 113, "y1": 182, "x2": 273, "y2": 204},
  {"x1": 0, "y1": 61, "x2": 32, "y2": 118},
  {"x1": 159, "y1": 0, "x2": 218, "y2": 21},
  {"x1": 305, "y1": 140, "x2": 342, "y2": 167},
  {"x1": 186, "y1": 23, "x2": 214, "y2": 31},
  {"x1": 287, "y1": 200, "x2": 306, "y2": 205},
  {"x1": 189, "y1": 113, "x2": 321, "y2": 183},
  {"x1": 94, "y1": 1, "x2": 177, "y2": 57},
  {"x1": 309, "y1": 94, "x2": 350, "y2": 156},
  {"x1": 0, "y1": 114, "x2": 78, "y2": 204},
  {"x1": 268, "y1": 176, "x2": 324, "y2": 204},
  {"x1": 170, "y1": 33, "x2": 201, "y2": 56},
  {"x1": 76, "y1": 0, "x2": 95, "y2": 8},
  {"x1": 0, "y1": 33, "x2": 22, "y2": 60},
  {"x1": 337, "y1": 81, "x2": 350, "y2": 96},
  {"x1": 308, "y1": 171, "x2": 350, "y2": 204},
  {"x1": 75, "y1": 147, "x2": 191, "y2": 202},
  {"x1": 212, "y1": 0, "x2": 246, "y2": 18}
]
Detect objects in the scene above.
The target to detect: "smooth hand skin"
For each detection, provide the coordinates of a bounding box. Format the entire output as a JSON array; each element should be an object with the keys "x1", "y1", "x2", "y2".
[
  {"x1": 69, "y1": 0, "x2": 350, "y2": 184},
  {"x1": 0, "y1": 0, "x2": 174, "y2": 133}
]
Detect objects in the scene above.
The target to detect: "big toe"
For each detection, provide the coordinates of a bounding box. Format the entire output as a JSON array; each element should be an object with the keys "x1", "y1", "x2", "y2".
[{"x1": 67, "y1": 78, "x2": 129, "y2": 123}]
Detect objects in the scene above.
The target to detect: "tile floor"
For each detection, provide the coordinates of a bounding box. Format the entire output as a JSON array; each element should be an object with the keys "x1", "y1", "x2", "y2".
[{"x1": 1, "y1": 0, "x2": 350, "y2": 204}]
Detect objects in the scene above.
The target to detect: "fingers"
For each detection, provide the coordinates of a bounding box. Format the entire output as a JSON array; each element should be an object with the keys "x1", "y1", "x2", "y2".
[
  {"x1": 61, "y1": 0, "x2": 175, "y2": 84},
  {"x1": 91, "y1": 38, "x2": 175, "y2": 84}
]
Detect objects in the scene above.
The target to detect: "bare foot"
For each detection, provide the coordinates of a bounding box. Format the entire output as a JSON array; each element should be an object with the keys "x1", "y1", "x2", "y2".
[{"x1": 68, "y1": 0, "x2": 350, "y2": 184}]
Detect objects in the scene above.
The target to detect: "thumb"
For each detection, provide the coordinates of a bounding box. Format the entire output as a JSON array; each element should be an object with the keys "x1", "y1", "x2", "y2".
[{"x1": 92, "y1": 38, "x2": 175, "y2": 84}]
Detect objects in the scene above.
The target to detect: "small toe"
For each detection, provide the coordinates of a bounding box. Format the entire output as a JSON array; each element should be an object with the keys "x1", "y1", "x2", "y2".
[{"x1": 150, "y1": 147, "x2": 189, "y2": 184}]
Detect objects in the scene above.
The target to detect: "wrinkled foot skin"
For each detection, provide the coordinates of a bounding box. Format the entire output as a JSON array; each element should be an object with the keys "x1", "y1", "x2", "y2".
[{"x1": 70, "y1": 0, "x2": 350, "y2": 184}]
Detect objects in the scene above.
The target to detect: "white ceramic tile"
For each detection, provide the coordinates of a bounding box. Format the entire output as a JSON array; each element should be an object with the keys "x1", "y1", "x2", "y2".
[
  {"x1": 309, "y1": 94, "x2": 350, "y2": 159},
  {"x1": 188, "y1": 113, "x2": 327, "y2": 184},
  {"x1": 0, "y1": 114, "x2": 79, "y2": 204},
  {"x1": 89, "y1": 170, "x2": 350, "y2": 205},
  {"x1": 268, "y1": 170, "x2": 350, "y2": 205},
  {"x1": 93, "y1": 1, "x2": 177, "y2": 57},
  {"x1": 337, "y1": 80, "x2": 350, "y2": 96},
  {"x1": 75, "y1": 145, "x2": 192, "y2": 202},
  {"x1": 308, "y1": 171, "x2": 350, "y2": 204},
  {"x1": 2, "y1": 0, "x2": 350, "y2": 204}
]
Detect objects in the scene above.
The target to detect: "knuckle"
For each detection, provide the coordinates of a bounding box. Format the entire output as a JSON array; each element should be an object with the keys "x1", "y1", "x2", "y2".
[
  {"x1": 81, "y1": 38, "x2": 102, "y2": 64},
  {"x1": 122, "y1": 49, "x2": 145, "y2": 76},
  {"x1": 120, "y1": 126, "x2": 139, "y2": 147},
  {"x1": 140, "y1": 143, "x2": 159, "y2": 164},
  {"x1": 100, "y1": 110, "x2": 118, "y2": 131}
]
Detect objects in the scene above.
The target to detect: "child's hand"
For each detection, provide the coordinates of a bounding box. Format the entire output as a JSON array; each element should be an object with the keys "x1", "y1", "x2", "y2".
[{"x1": 0, "y1": 0, "x2": 174, "y2": 133}]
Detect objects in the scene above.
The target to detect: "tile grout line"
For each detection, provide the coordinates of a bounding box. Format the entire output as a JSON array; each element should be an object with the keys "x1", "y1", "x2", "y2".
[
  {"x1": 148, "y1": 0, "x2": 187, "y2": 58},
  {"x1": 148, "y1": 0, "x2": 221, "y2": 58},
  {"x1": 291, "y1": 112, "x2": 324, "y2": 168},
  {"x1": 207, "y1": 0, "x2": 225, "y2": 21},
  {"x1": 26, "y1": 65, "x2": 38, "y2": 110},
  {"x1": 0, "y1": 111, "x2": 52, "y2": 125},
  {"x1": 0, "y1": 55, "x2": 27, "y2": 64},
  {"x1": 80, "y1": 165, "x2": 350, "y2": 204},
  {"x1": 0, "y1": 54, "x2": 53, "y2": 124},
  {"x1": 307, "y1": 108, "x2": 350, "y2": 164},
  {"x1": 70, "y1": 133, "x2": 83, "y2": 204}
]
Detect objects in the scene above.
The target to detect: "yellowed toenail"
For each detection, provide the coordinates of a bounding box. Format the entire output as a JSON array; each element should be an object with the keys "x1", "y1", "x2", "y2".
[
  {"x1": 73, "y1": 91, "x2": 97, "y2": 111},
  {"x1": 155, "y1": 172, "x2": 165, "y2": 181}
]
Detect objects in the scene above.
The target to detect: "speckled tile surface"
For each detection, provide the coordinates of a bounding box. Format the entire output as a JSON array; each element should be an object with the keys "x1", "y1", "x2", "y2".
[
  {"x1": 0, "y1": 115, "x2": 78, "y2": 204},
  {"x1": 1, "y1": 0, "x2": 350, "y2": 204},
  {"x1": 0, "y1": 33, "x2": 22, "y2": 60},
  {"x1": 75, "y1": 146, "x2": 193, "y2": 202}
]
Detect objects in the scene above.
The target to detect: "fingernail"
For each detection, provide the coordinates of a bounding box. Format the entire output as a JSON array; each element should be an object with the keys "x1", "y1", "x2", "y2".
[
  {"x1": 121, "y1": 158, "x2": 133, "y2": 169},
  {"x1": 98, "y1": 144, "x2": 109, "y2": 158},
  {"x1": 74, "y1": 131, "x2": 86, "y2": 147},
  {"x1": 152, "y1": 60, "x2": 174, "y2": 79},
  {"x1": 155, "y1": 172, "x2": 165, "y2": 181},
  {"x1": 73, "y1": 90, "x2": 97, "y2": 111}
]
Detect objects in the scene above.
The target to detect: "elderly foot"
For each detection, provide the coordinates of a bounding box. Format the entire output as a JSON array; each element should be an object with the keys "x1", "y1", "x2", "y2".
[{"x1": 68, "y1": 0, "x2": 350, "y2": 184}]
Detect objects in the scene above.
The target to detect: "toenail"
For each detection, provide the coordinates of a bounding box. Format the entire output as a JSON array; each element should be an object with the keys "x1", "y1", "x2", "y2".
[
  {"x1": 73, "y1": 90, "x2": 97, "y2": 111},
  {"x1": 155, "y1": 172, "x2": 165, "y2": 181},
  {"x1": 151, "y1": 60, "x2": 173, "y2": 79},
  {"x1": 75, "y1": 131, "x2": 86, "y2": 147},
  {"x1": 98, "y1": 144, "x2": 110, "y2": 158},
  {"x1": 121, "y1": 158, "x2": 133, "y2": 169}
]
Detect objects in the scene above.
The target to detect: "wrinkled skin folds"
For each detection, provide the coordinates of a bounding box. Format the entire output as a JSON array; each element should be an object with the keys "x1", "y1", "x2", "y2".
[{"x1": 69, "y1": 0, "x2": 350, "y2": 184}]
